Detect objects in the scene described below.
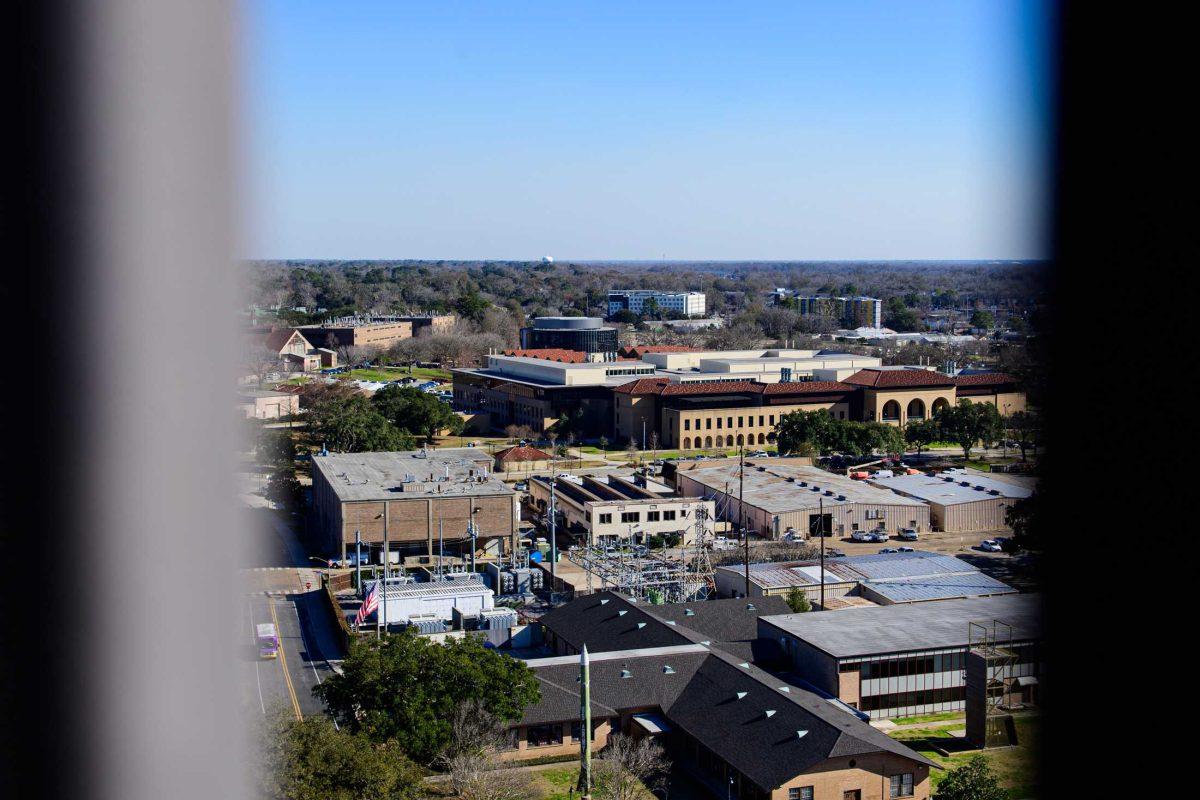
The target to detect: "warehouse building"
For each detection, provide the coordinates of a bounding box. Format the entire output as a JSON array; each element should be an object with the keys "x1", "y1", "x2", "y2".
[
  {"x1": 507, "y1": 592, "x2": 938, "y2": 798},
  {"x1": 310, "y1": 450, "x2": 519, "y2": 563},
  {"x1": 714, "y1": 550, "x2": 1015, "y2": 604},
  {"x1": 527, "y1": 473, "x2": 715, "y2": 547},
  {"x1": 759, "y1": 593, "x2": 1041, "y2": 719},
  {"x1": 676, "y1": 462, "x2": 930, "y2": 541},
  {"x1": 867, "y1": 468, "x2": 1033, "y2": 532}
]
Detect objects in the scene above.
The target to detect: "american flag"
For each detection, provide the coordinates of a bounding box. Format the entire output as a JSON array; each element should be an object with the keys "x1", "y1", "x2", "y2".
[{"x1": 355, "y1": 579, "x2": 381, "y2": 627}]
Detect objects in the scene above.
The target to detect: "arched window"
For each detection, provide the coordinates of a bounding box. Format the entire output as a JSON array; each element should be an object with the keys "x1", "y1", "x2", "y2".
[
  {"x1": 715, "y1": 435, "x2": 724, "y2": 448},
  {"x1": 932, "y1": 397, "x2": 951, "y2": 416},
  {"x1": 881, "y1": 400, "x2": 901, "y2": 421},
  {"x1": 736, "y1": 434, "x2": 745, "y2": 446},
  {"x1": 906, "y1": 398, "x2": 926, "y2": 420},
  {"x1": 704, "y1": 436, "x2": 713, "y2": 448},
  {"x1": 758, "y1": 433, "x2": 766, "y2": 445},
  {"x1": 682, "y1": 437, "x2": 691, "y2": 450}
]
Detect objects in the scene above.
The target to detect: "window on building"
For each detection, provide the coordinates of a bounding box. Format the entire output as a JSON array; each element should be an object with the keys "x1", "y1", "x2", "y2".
[
  {"x1": 684, "y1": 419, "x2": 691, "y2": 431},
  {"x1": 889, "y1": 774, "x2": 914, "y2": 798},
  {"x1": 706, "y1": 418, "x2": 712, "y2": 430},
  {"x1": 647, "y1": 511, "x2": 660, "y2": 522},
  {"x1": 789, "y1": 788, "x2": 814, "y2": 800},
  {"x1": 738, "y1": 416, "x2": 744, "y2": 427},
  {"x1": 758, "y1": 415, "x2": 764, "y2": 426},
  {"x1": 716, "y1": 418, "x2": 722, "y2": 429},
  {"x1": 527, "y1": 724, "x2": 564, "y2": 747},
  {"x1": 769, "y1": 415, "x2": 775, "y2": 425},
  {"x1": 663, "y1": 510, "x2": 676, "y2": 520},
  {"x1": 727, "y1": 417, "x2": 733, "y2": 428},
  {"x1": 621, "y1": 512, "x2": 640, "y2": 523},
  {"x1": 598, "y1": 513, "x2": 612, "y2": 525}
]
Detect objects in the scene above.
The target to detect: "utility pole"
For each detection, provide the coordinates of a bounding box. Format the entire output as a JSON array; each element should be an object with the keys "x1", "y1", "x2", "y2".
[
  {"x1": 380, "y1": 501, "x2": 389, "y2": 638},
  {"x1": 740, "y1": 447, "x2": 749, "y2": 599},
  {"x1": 578, "y1": 645, "x2": 592, "y2": 799},
  {"x1": 353, "y1": 529, "x2": 362, "y2": 589},
  {"x1": 549, "y1": 477, "x2": 558, "y2": 587},
  {"x1": 438, "y1": 516, "x2": 444, "y2": 578},
  {"x1": 819, "y1": 497, "x2": 826, "y2": 611}
]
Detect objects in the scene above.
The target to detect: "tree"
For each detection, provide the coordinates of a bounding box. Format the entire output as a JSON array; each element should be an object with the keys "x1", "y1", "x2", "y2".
[
  {"x1": 315, "y1": 630, "x2": 541, "y2": 765},
  {"x1": 884, "y1": 297, "x2": 922, "y2": 332},
  {"x1": 969, "y1": 309, "x2": 996, "y2": 330},
  {"x1": 625, "y1": 438, "x2": 639, "y2": 463},
  {"x1": 453, "y1": 290, "x2": 490, "y2": 323},
  {"x1": 258, "y1": 712, "x2": 425, "y2": 800},
  {"x1": 934, "y1": 755, "x2": 1006, "y2": 800},
  {"x1": 266, "y1": 469, "x2": 302, "y2": 512},
  {"x1": 785, "y1": 587, "x2": 811, "y2": 613},
  {"x1": 1005, "y1": 492, "x2": 1041, "y2": 552},
  {"x1": 594, "y1": 734, "x2": 670, "y2": 800},
  {"x1": 372, "y1": 384, "x2": 463, "y2": 443},
  {"x1": 307, "y1": 393, "x2": 415, "y2": 453},
  {"x1": 937, "y1": 400, "x2": 1003, "y2": 459},
  {"x1": 1007, "y1": 410, "x2": 1038, "y2": 461},
  {"x1": 598, "y1": 435, "x2": 609, "y2": 455},
  {"x1": 438, "y1": 701, "x2": 532, "y2": 800},
  {"x1": 776, "y1": 410, "x2": 837, "y2": 455},
  {"x1": 258, "y1": 428, "x2": 297, "y2": 469},
  {"x1": 904, "y1": 418, "x2": 939, "y2": 456}
]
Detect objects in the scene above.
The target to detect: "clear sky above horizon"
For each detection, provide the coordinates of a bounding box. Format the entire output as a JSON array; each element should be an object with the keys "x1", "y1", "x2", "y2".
[{"x1": 246, "y1": 1, "x2": 1050, "y2": 261}]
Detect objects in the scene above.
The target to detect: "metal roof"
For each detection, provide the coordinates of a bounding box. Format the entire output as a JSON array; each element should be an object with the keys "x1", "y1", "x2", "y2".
[
  {"x1": 717, "y1": 550, "x2": 999, "y2": 592},
  {"x1": 860, "y1": 573, "x2": 1017, "y2": 603},
  {"x1": 868, "y1": 469, "x2": 1033, "y2": 504},
  {"x1": 760, "y1": 593, "x2": 1041, "y2": 658},
  {"x1": 680, "y1": 463, "x2": 925, "y2": 515}
]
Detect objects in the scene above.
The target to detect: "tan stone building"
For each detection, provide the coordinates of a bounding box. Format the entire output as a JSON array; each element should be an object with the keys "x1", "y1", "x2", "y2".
[
  {"x1": 301, "y1": 313, "x2": 457, "y2": 351},
  {"x1": 238, "y1": 389, "x2": 299, "y2": 419},
  {"x1": 676, "y1": 461, "x2": 930, "y2": 540},
  {"x1": 492, "y1": 444, "x2": 554, "y2": 475},
  {"x1": 310, "y1": 450, "x2": 518, "y2": 563},
  {"x1": 841, "y1": 368, "x2": 958, "y2": 426},
  {"x1": 252, "y1": 327, "x2": 337, "y2": 373}
]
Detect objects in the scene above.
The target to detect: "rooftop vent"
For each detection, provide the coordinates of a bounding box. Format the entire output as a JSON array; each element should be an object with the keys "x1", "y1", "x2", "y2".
[
  {"x1": 636, "y1": 622, "x2": 647, "y2": 629},
  {"x1": 664, "y1": 620, "x2": 677, "y2": 626},
  {"x1": 960, "y1": 481, "x2": 971, "y2": 487},
  {"x1": 617, "y1": 610, "x2": 628, "y2": 616},
  {"x1": 824, "y1": 490, "x2": 835, "y2": 496},
  {"x1": 599, "y1": 599, "x2": 610, "y2": 605},
  {"x1": 738, "y1": 662, "x2": 750, "y2": 668},
  {"x1": 799, "y1": 481, "x2": 808, "y2": 487},
  {"x1": 837, "y1": 495, "x2": 846, "y2": 501},
  {"x1": 765, "y1": 710, "x2": 777, "y2": 718},
  {"x1": 620, "y1": 670, "x2": 632, "y2": 679},
  {"x1": 663, "y1": 665, "x2": 675, "y2": 674},
  {"x1": 736, "y1": 692, "x2": 748, "y2": 700},
  {"x1": 778, "y1": 687, "x2": 791, "y2": 693},
  {"x1": 988, "y1": 489, "x2": 1001, "y2": 495},
  {"x1": 810, "y1": 486, "x2": 820, "y2": 492},
  {"x1": 786, "y1": 477, "x2": 796, "y2": 482},
  {"x1": 684, "y1": 609, "x2": 695, "y2": 616},
  {"x1": 700, "y1": 640, "x2": 711, "y2": 646},
  {"x1": 974, "y1": 485, "x2": 986, "y2": 491},
  {"x1": 796, "y1": 730, "x2": 808, "y2": 739},
  {"x1": 943, "y1": 476, "x2": 955, "y2": 482}
]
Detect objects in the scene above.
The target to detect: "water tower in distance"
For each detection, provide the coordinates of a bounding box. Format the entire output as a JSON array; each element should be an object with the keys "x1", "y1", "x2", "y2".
[{"x1": 541, "y1": 255, "x2": 554, "y2": 263}]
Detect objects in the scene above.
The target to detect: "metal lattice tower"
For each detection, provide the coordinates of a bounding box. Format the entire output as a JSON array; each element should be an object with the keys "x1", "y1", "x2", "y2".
[{"x1": 687, "y1": 505, "x2": 716, "y2": 600}]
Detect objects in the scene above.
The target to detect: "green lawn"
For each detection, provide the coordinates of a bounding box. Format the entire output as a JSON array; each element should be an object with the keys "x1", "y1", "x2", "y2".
[
  {"x1": 892, "y1": 711, "x2": 964, "y2": 726},
  {"x1": 889, "y1": 715, "x2": 1039, "y2": 797},
  {"x1": 339, "y1": 366, "x2": 452, "y2": 383},
  {"x1": 532, "y1": 766, "x2": 656, "y2": 800}
]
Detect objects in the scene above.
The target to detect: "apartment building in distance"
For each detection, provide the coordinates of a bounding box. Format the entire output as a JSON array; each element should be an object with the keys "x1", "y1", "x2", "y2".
[
  {"x1": 607, "y1": 289, "x2": 706, "y2": 318},
  {"x1": 793, "y1": 296, "x2": 883, "y2": 329},
  {"x1": 310, "y1": 450, "x2": 519, "y2": 564}
]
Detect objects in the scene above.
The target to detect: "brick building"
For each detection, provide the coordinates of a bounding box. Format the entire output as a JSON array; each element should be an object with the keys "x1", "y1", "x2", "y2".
[{"x1": 310, "y1": 450, "x2": 519, "y2": 563}]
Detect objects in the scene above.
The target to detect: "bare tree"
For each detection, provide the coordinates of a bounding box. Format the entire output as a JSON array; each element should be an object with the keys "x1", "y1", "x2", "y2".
[
  {"x1": 594, "y1": 734, "x2": 670, "y2": 800},
  {"x1": 438, "y1": 701, "x2": 532, "y2": 800}
]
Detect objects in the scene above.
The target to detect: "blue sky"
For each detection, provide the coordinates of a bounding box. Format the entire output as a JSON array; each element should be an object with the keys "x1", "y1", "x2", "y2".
[{"x1": 246, "y1": 1, "x2": 1050, "y2": 260}]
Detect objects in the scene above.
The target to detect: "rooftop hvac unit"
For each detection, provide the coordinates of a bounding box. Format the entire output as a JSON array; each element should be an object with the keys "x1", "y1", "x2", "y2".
[
  {"x1": 824, "y1": 490, "x2": 835, "y2": 496},
  {"x1": 988, "y1": 489, "x2": 1001, "y2": 495},
  {"x1": 837, "y1": 495, "x2": 846, "y2": 501},
  {"x1": 786, "y1": 476, "x2": 795, "y2": 482},
  {"x1": 960, "y1": 481, "x2": 972, "y2": 487}
]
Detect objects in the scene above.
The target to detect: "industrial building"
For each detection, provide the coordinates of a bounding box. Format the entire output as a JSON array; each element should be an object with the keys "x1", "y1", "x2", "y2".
[
  {"x1": 519, "y1": 316, "x2": 620, "y2": 355},
  {"x1": 310, "y1": 450, "x2": 520, "y2": 564},
  {"x1": 759, "y1": 593, "x2": 1041, "y2": 719},
  {"x1": 676, "y1": 461, "x2": 930, "y2": 541},
  {"x1": 506, "y1": 592, "x2": 938, "y2": 798},
  {"x1": 300, "y1": 313, "x2": 456, "y2": 350},
  {"x1": 238, "y1": 388, "x2": 299, "y2": 419},
  {"x1": 714, "y1": 550, "x2": 1015, "y2": 604},
  {"x1": 527, "y1": 473, "x2": 715, "y2": 548},
  {"x1": 607, "y1": 289, "x2": 706, "y2": 318},
  {"x1": 362, "y1": 573, "x2": 495, "y2": 628},
  {"x1": 867, "y1": 468, "x2": 1034, "y2": 532}
]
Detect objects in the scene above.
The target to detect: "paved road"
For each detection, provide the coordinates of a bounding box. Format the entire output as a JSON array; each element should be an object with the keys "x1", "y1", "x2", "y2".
[{"x1": 241, "y1": 590, "x2": 342, "y2": 721}]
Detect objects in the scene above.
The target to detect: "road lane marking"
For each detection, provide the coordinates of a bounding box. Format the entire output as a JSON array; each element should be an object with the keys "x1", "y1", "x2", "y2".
[
  {"x1": 269, "y1": 598, "x2": 303, "y2": 721},
  {"x1": 290, "y1": 601, "x2": 338, "y2": 730},
  {"x1": 247, "y1": 599, "x2": 266, "y2": 715}
]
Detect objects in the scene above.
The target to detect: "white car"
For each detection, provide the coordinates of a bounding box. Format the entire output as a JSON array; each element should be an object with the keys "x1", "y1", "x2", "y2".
[{"x1": 979, "y1": 539, "x2": 1003, "y2": 553}]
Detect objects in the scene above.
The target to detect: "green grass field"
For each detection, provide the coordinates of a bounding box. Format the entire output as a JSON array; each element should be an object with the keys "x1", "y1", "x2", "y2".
[
  {"x1": 889, "y1": 715, "x2": 1039, "y2": 797},
  {"x1": 339, "y1": 366, "x2": 452, "y2": 383},
  {"x1": 892, "y1": 711, "x2": 964, "y2": 726}
]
